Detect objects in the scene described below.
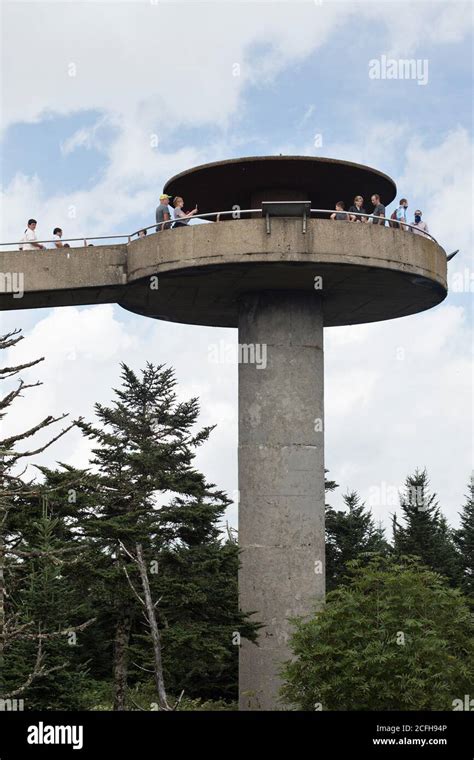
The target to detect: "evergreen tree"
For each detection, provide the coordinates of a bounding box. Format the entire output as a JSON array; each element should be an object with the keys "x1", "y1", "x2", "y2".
[
  {"x1": 393, "y1": 469, "x2": 460, "y2": 586},
  {"x1": 18, "y1": 463, "x2": 114, "y2": 700},
  {"x1": 454, "y1": 477, "x2": 474, "y2": 599},
  {"x1": 77, "y1": 362, "x2": 256, "y2": 709},
  {"x1": 324, "y1": 470, "x2": 339, "y2": 592},
  {"x1": 0, "y1": 329, "x2": 89, "y2": 705},
  {"x1": 4, "y1": 497, "x2": 94, "y2": 709},
  {"x1": 133, "y1": 497, "x2": 256, "y2": 702},
  {"x1": 325, "y1": 490, "x2": 389, "y2": 591},
  {"x1": 324, "y1": 469, "x2": 338, "y2": 497}
]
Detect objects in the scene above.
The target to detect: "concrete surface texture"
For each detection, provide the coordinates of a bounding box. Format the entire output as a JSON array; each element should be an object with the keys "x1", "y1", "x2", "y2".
[
  {"x1": 121, "y1": 218, "x2": 447, "y2": 326},
  {"x1": 238, "y1": 291, "x2": 325, "y2": 710},
  {"x1": 0, "y1": 219, "x2": 447, "y2": 325}
]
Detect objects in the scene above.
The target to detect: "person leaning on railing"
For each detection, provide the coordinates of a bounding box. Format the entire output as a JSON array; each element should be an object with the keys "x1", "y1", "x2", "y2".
[
  {"x1": 348, "y1": 195, "x2": 368, "y2": 223},
  {"x1": 172, "y1": 196, "x2": 198, "y2": 228},
  {"x1": 370, "y1": 194, "x2": 386, "y2": 225},
  {"x1": 395, "y1": 198, "x2": 409, "y2": 231},
  {"x1": 330, "y1": 201, "x2": 349, "y2": 221},
  {"x1": 53, "y1": 227, "x2": 64, "y2": 248},
  {"x1": 4, "y1": 203, "x2": 439, "y2": 250},
  {"x1": 411, "y1": 209, "x2": 430, "y2": 237},
  {"x1": 19, "y1": 219, "x2": 45, "y2": 251},
  {"x1": 155, "y1": 194, "x2": 172, "y2": 231}
]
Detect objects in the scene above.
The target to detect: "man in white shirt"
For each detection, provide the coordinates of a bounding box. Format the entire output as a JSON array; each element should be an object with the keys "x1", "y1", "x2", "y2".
[
  {"x1": 53, "y1": 227, "x2": 64, "y2": 248},
  {"x1": 20, "y1": 219, "x2": 45, "y2": 250}
]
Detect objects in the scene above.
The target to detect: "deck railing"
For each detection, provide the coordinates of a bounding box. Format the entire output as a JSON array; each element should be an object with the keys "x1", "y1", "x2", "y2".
[{"x1": 0, "y1": 208, "x2": 438, "y2": 249}]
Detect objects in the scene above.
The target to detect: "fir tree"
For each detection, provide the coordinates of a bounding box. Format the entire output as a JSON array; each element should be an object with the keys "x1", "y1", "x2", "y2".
[
  {"x1": 77, "y1": 362, "x2": 256, "y2": 709},
  {"x1": 325, "y1": 490, "x2": 389, "y2": 591},
  {"x1": 136, "y1": 497, "x2": 257, "y2": 702},
  {"x1": 393, "y1": 469, "x2": 460, "y2": 586},
  {"x1": 18, "y1": 463, "x2": 113, "y2": 699},
  {"x1": 454, "y1": 476, "x2": 474, "y2": 599},
  {"x1": 0, "y1": 329, "x2": 90, "y2": 705},
  {"x1": 5, "y1": 497, "x2": 94, "y2": 709},
  {"x1": 324, "y1": 470, "x2": 339, "y2": 592}
]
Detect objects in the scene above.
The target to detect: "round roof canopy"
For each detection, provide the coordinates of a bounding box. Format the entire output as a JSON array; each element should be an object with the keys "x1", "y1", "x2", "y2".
[{"x1": 163, "y1": 155, "x2": 397, "y2": 216}]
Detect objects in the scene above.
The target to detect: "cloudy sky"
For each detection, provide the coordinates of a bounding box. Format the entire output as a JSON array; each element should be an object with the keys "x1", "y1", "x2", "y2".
[{"x1": 0, "y1": 0, "x2": 472, "y2": 535}]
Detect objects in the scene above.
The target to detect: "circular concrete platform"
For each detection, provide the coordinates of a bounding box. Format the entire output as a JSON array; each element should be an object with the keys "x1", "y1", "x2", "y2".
[
  {"x1": 163, "y1": 155, "x2": 397, "y2": 217},
  {"x1": 119, "y1": 218, "x2": 447, "y2": 328}
]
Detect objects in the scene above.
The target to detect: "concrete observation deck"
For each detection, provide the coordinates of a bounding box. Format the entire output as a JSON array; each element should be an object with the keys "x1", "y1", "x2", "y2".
[{"x1": 0, "y1": 156, "x2": 447, "y2": 321}]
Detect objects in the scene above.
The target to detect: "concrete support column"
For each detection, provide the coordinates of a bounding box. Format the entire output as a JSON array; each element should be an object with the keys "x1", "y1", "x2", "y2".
[{"x1": 238, "y1": 290, "x2": 325, "y2": 711}]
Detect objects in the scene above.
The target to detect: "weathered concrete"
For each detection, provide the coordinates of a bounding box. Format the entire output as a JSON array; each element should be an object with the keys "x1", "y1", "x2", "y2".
[
  {"x1": 238, "y1": 291, "x2": 325, "y2": 710},
  {"x1": 0, "y1": 245, "x2": 128, "y2": 310},
  {"x1": 121, "y1": 218, "x2": 447, "y2": 327},
  {"x1": 0, "y1": 220, "x2": 447, "y2": 323}
]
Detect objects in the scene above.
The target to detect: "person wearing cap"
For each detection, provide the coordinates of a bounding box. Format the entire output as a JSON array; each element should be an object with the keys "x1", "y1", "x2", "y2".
[
  {"x1": 411, "y1": 209, "x2": 430, "y2": 237},
  {"x1": 155, "y1": 194, "x2": 172, "y2": 231}
]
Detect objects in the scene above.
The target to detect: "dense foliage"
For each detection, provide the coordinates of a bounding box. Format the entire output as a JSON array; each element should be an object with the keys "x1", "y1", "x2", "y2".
[
  {"x1": 1, "y1": 331, "x2": 472, "y2": 710},
  {"x1": 281, "y1": 556, "x2": 474, "y2": 711}
]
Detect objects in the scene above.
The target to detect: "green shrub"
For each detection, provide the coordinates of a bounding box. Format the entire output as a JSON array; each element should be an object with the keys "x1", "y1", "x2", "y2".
[{"x1": 281, "y1": 556, "x2": 474, "y2": 711}]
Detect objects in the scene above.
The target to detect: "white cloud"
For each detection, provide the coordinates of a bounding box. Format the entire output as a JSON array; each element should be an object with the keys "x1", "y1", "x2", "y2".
[
  {"x1": 59, "y1": 115, "x2": 112, "y2": 156},
  {"x1": 325, "y1": 302, "x2": 472, "y2": 532},
  {"x1": 0, "y1": 0, "x2": 471, "y2": 540},
  {"x1": 398, "y1": 127, "x2": 473, "y2": 257},
  {"x1": 2, "y1": 2, "x2": 469, "y2": 135},
  {"x1": 2, "y1": 1, "x2": 472, "y2": 248},
  {"x1": 0, "y1": 143, "x2": 206, "y2": 245},
  {"x1": 384, "y1": 1, "x2": 473, "y2": 57},
  {"x1": 0, "y1": 1, "x2": 350, "y2": 241},
  {"x1": 1, "y1": 305, "x2": 240, "y2": 515},
  {"x1": 1, "y1": 1, "x2": 346, "y2": 131},
  {"x1": 1, "y1": 291, "x2": 471, "y2": 538},
  {"x1": 1, "y1": 305, "x2": 139, "y2": 450}
]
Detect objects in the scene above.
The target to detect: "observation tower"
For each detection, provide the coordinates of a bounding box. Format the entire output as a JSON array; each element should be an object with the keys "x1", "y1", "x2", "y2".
[{"x1": 0, "y1": 156, "x2": 448, "y2": 710}]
